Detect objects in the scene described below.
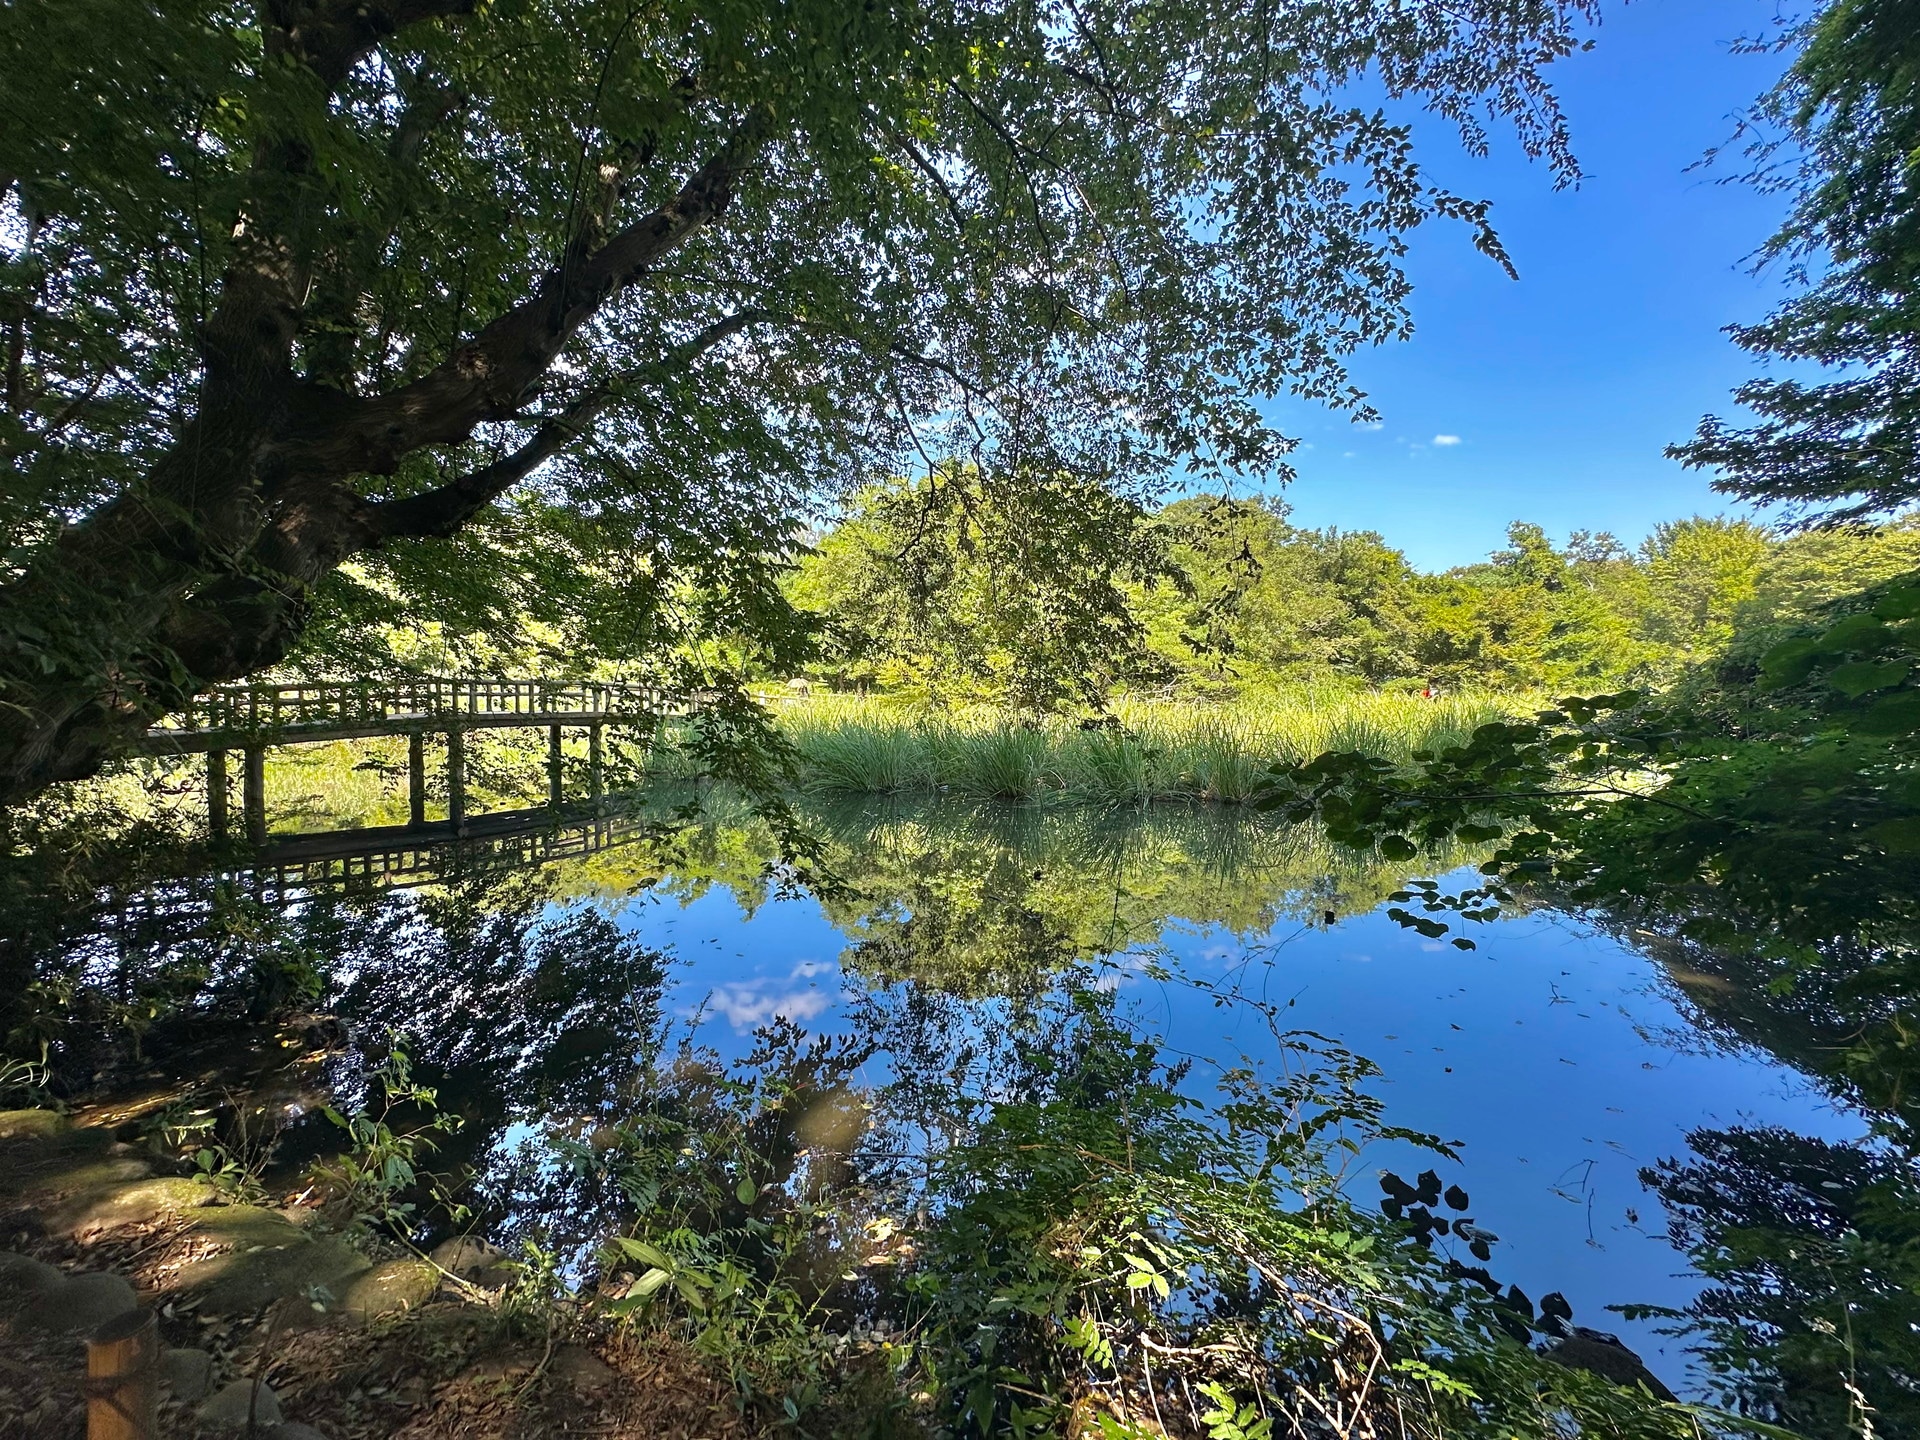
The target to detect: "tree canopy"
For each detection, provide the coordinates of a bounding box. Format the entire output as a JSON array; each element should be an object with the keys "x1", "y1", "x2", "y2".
[
  {"x1": 786, "y1": 480, "x2": 1920, "y2": 700},
  {"x1": 0, "y1": 0, "x2": 1607, "y2": 800},
  {"x1": 1672, "y1": 0, "x2": 1920, "y2": 521}
]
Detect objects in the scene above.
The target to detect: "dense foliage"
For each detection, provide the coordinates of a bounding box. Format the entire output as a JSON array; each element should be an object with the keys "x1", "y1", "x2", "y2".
[
  {"x1": 1246, "y1": 572, "x2": 1920, "y2": 1434},
  {"x1": 789, "y1": 480, "x2": 1920, "y2": 700},
  {"x1": 1672, "y1": 0, "x2": 1920, "y2": 522},
  {"x1": 0, "y1": 0, "x2": 1606, "y2": 798}
]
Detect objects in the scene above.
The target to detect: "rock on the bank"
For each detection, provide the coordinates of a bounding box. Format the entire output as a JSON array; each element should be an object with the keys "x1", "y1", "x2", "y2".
[
  {"x1": 20, "y1": 1271, "x2": 139, "y2": 1333},
  {"x1": 199, "y1": 1379, "x2": 283, "y2": 1430},
  {"x1": 343, "y1": 1258, "x2": 441, "y2": 1318},
  {"x1": 160, "y1": 1346, "x2": 215, "y2": 1402}
]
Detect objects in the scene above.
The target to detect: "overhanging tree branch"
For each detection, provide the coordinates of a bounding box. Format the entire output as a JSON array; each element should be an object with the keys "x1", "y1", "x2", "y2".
[
  {"x1": 275, "y1": 112, "x2": 771, "y2": 480},
  {"x1": 367, "y1": 306, "x2": 778, "y2": 541}
]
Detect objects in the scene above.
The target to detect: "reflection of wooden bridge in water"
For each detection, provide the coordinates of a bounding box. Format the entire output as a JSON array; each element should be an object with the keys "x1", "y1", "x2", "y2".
[
  {"x1": 135, "y1": 678, "x2": 687, "y2": 847},
  {"x1": 234, "y1": 800, "x2": 660, "y2": 903}
]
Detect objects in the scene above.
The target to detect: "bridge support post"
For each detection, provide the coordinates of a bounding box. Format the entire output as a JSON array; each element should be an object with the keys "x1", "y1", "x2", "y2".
[
  {"x1": 590, "y1": 723, "x2": 604, "y2": 808},
  {"x1": 408, "y1": 732, "x2": 426, "y2": 827},
  {"x1": 243, "y1": 745, "x2": 266, "y2": 847},
  {"x1": 447, "y1": 727, "x2": 466, "y2": 833},
  {"x1": 207, "y1": 749, "x2": 229, "y2": 841},
  {"x1": 548, "y1": 724, "x2": 564, "y2": 807}
]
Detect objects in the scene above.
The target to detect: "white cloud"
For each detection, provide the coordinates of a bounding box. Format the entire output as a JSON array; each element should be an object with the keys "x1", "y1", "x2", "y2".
[
  {"x1": 1432, "y1": 434, "x2": 1462, "y2": 446},
  {"x1": 705, "y1": 982, "x2": 838, "y2": 1030}
]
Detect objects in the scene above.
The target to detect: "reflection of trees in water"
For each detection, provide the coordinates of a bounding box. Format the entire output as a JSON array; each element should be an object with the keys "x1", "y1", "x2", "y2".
[
  {"x1": 35, "y1": 789, "x2": 1920, "y2": 1425},
  {"x1": 1598, "y1": 914, "x2": 1920, "y2": 1134},
  {"x1": 1637, "y1": 1126, "x2": 1920, "y2": 1437},
  {"x1": 1573, "y1": 903, "x2": 1920, "y2": 1432},
  {"x1": 305, "y1": 880, "x2": 671, "y2": 1231},
  {"x1": 624, "y1": 794, "x2": 1483, "y2": 995}
]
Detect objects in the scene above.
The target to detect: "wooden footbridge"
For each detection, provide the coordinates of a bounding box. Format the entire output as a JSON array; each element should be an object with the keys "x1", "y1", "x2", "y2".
[{"x1": 135, "y1": 678, "x2": 685, "y2": 846}]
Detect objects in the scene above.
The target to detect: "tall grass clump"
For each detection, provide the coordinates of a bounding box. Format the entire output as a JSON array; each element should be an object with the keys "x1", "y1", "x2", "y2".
[
  {"x1": 940, "y1": 722, "x2": 1055, "y2": 797},
  {"x1": 777, "y1": 689, "x2": 1519, "y2": 804},
  {"x1": 787, "y1": 716, "x2": 933, "y2": 793}
]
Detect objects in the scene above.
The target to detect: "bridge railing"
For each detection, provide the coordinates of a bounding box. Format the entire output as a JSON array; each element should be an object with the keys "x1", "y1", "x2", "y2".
[{"x1": 156, "y1": 678, "x2": 674, "y2": 735}]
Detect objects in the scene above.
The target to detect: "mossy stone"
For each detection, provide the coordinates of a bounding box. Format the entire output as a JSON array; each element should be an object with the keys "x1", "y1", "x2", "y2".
[
  {"x1": 0, "y1": 1109, "x2": 71, "y2": 1141},
  {"x1": 186, "y1": 1203, "x2": 305, "y2": 1247},
  {"x1": 160, "y1": 1346, "x2": 215, "y2": 1401},
  {"x1": 179, "y1": 1234, "x2": 370, "y2": 1316},
  {"x1": 60, "y1": 1176, "x2": 213, "y2": 1236},
  {"x1": 343, "y1": 1258, "x2": 440, "y2": 1319},
  {"x1": 427, "y1": 1236, "x2": 515, "y2": 1287},
  {"x1": 0, "y1": 1250, "x2": 66, "y2": 1294}
]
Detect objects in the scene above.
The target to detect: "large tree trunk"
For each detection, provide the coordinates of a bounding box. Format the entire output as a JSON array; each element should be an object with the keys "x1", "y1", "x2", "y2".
[{"x1": 0, "y1": 0, "x2": 761, "y2": 804}]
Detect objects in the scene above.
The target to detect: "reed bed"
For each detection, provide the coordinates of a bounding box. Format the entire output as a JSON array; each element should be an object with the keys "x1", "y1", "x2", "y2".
[{"x1": 777, "y1": 690, "x2": 1517, "y2": 803}]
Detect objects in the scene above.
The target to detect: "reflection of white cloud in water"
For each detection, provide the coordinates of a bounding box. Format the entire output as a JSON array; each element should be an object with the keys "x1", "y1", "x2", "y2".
[
  {"x1": 1092, "y1": 952, "x2": 1157, "y2": 993},
  {"x1": 708, "y1": 984, "x2": 836, "y2": 1029},
  {"x1": 702, "y1": 959, "x2": 843, "y2": 1030}
]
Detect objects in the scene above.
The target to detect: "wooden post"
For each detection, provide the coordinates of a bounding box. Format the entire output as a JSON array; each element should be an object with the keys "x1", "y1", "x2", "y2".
[
  {"x1": 242, "y1": 745, "x2": 266, "y2": 847},
  {"x1": 589, "y1": 723, "x2": 604, "y2": 807},
  {"x1": 408, "y1": 731, "x2": 426, "y2": 827},
  {"x1": 548, "y1": 723, "x2": 564, "y2": 807},
  {"x1": 86, "y1": 1307, "x2": 157, "y2": 1440},
  {"x1": 207, "y1": 749, "x2": 229, "y2": 841},
  {"x1": 447, "y1": 727, "x2": 466, "y2": 832}
]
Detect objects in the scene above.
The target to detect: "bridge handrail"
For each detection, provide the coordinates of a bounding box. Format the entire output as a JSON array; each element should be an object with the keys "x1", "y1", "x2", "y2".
[{"x1": 151, "y1": 677, "x2": 675, "y2": 734}]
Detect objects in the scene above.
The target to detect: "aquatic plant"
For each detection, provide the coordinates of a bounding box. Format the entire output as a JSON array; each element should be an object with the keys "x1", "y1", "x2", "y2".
[{"x1": 777, "y1": 691, "x2": 1516, "y2": 803}]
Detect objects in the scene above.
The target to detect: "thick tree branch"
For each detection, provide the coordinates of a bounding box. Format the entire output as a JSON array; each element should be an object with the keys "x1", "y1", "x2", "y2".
[
  {"x1": 266, "y1": 0, "x2": 478, "y2": 89},
  {"x1": 371, "y1": 388, "x2": 616, "y2": 541},
  {"x1": 271, "y1": 115, "x2": 769, "y2": 479},
  {"x1": 367, "y1": 306, "x2": 777, "y2": 541}
]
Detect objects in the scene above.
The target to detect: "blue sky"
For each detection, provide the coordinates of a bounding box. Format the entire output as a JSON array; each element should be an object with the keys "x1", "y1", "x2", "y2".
[{"x1": 1262, "y1": 1, "x2": 1800, "y2": 571}]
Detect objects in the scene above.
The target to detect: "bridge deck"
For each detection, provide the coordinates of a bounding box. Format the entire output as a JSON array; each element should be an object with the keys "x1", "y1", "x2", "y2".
[
  {"x1": 136, "y1": 677, "x2": 683, "y2": 753},
  {"x1": 131, "y1": 708, "x2": 650, "y2": 755},
  {"x1": 139, "y1": 676, "x2": 692, "y2": 844}
]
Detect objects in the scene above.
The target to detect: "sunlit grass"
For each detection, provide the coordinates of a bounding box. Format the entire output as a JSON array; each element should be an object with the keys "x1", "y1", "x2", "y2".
[
  {"x1": 67, "y1": 687, "x2": 1521, "y2": 842},
  {"x1": 776, "y1": 689, "x2": 1520, "y2": 803}
]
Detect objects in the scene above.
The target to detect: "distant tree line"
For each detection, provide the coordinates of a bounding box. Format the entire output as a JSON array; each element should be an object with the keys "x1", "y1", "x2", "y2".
[{"x1": 786, "y1": 477, "x2": 1920, "y2": 702}]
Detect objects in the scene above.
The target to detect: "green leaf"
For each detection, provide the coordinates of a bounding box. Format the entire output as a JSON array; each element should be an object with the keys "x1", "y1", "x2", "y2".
[
  {"x1": 612, "y1": 1237, "x2": 672, "y2": 1270},
  {"x1": 1873, "y1": 586, "x2": 1920, "y2": 620},
  {"x1": 1857, "y1": 691, "x2": 1920, "y2": 736},
  {"x1": 629, "y1": 1266, "x2": 671, "y2": 1298},
  {"x1": 1828, "y1": 660, "x2": 1910, "y2": 698},
  {"x1": 1869, "y1": 818, "x2": 1920, "y2": 855}
]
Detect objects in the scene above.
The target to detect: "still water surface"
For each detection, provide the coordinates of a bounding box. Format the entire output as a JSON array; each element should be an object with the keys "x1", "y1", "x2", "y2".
[{"x1": 331, "y1": 793, "x2": 1868, "y2": 1396}]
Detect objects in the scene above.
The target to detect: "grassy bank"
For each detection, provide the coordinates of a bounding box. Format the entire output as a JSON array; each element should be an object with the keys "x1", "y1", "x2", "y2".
[{"x1": 775, "y1": 690, "x2": 1517, "y2": 803}]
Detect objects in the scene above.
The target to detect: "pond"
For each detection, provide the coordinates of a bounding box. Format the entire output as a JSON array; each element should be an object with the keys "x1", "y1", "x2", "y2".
[
  {"x1": 5, "y1": 788, "x2": 1897, "y2": 1421},
  {"x1": 579, "y1": 798, "x2": 1865, "y2": 1393}
]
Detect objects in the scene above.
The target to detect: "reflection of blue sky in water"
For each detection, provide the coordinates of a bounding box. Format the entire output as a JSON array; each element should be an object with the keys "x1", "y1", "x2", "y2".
[{"x1": 613, "y1": 868, "x2": 1863, "y2": 1395}]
